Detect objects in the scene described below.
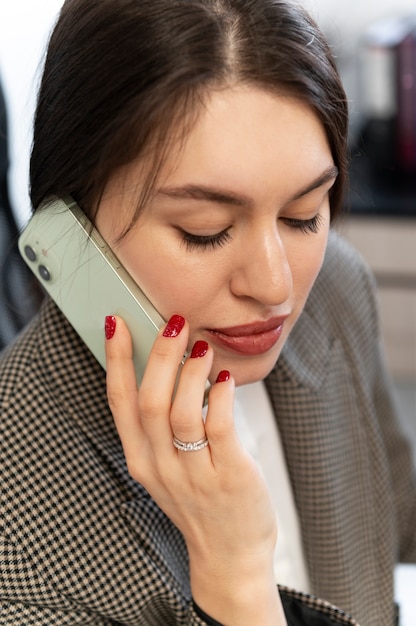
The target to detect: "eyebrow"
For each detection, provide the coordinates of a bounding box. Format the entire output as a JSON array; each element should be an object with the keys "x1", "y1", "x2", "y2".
[{"x1": 157, "y1": 165, "x2": 339, "y2": 209}]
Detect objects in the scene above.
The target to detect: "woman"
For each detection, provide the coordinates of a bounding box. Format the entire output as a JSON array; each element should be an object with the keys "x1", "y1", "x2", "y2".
[{"x1": 1, "y1": 0, "x2": 415, "y2": 624}]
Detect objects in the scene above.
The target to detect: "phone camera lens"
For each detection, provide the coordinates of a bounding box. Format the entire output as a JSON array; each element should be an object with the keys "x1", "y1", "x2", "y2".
[
  {"x1": 38, "y1": 264, "x2": 51, "y2": 282},
  {"x1": 24, "y1": 245, "x2": 37, "y2": 262}
]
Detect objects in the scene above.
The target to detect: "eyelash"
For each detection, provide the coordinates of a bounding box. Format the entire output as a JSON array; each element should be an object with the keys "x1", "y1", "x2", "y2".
[
  {"x1": 181, "y1": 214, "x2": 323, "y2": 250},
  {"x1": 181, "y1": 228, "x2": 232, "y2": 251},
  {"x1": 282, "y1": 213, "x2": 324, "y2": 234}
]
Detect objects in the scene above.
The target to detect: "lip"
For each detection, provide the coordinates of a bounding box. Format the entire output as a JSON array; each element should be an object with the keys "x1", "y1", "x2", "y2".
[{"x1": 208, "y1": 316, "x2": 289, "y2": 356}]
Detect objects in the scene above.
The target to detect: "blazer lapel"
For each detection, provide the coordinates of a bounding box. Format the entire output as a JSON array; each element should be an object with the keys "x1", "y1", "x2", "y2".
[{"x1": 264, "y1": 304, "x2": 395, "y2": 625}]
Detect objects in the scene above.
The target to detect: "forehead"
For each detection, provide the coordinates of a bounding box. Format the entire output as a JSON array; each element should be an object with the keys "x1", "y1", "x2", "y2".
[
  {"x1": 99, "y1": 84, "x2": 333, "y2": 234},
  {"x1": 157, "y1": 85, "x2": 332, "y2": 202}
]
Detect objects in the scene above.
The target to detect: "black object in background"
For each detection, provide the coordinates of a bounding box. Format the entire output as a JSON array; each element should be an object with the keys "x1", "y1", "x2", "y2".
[
  {"x1": 0, "y1": 77, "x2": 43, "y2": 351},
  {"x1": 349, "y1": 16, "x2": 416, "y2": 218}
]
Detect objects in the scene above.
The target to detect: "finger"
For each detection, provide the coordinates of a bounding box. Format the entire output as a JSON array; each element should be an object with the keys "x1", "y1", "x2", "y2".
[
  {"x1": 105, "y1": 315, "x2": 144, "y2": 462},
  {"x1": 171, "y1": 340, "x2": 213, "y2": 440},
  {"x1": 137, "y1": 314, "x2": 189, "y2": 451},
  {"x1": 170, "y1": 341, "x2": 213, "y2": 465},
  {"x1": 204, "y1": 371, "x2": 239, "y2": 468}
]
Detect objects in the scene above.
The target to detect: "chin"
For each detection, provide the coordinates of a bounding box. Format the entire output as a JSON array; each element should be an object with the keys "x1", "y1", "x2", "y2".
[
  {"x1": 211, "y1": 349, "x2": 282, "y2": 388},
  {"x1": 233, "y1": 367, "x2": 275, "y2": 388}
]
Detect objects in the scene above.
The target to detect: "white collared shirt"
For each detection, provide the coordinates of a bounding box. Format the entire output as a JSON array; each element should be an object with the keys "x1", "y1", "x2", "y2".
[{"x1": 234, "y1": 381, "x2": 310, "y2": 592}]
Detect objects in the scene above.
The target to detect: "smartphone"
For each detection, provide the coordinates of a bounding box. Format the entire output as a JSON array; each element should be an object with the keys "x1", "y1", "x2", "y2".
[{"x1": 18, "y1": 195, "x2": 167, "y2": 386}]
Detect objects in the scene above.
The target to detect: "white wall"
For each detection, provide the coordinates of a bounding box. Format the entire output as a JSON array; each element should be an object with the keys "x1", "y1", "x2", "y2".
[
  {"x1": 306, "y1": 0, "x2": 416, "y2": 43},
  {"x1": 0, "y1": 1, "x2": 64, "y2": 224},
  {"x1": 0, "y1": 0, "x2": 414, "y2": 223}
]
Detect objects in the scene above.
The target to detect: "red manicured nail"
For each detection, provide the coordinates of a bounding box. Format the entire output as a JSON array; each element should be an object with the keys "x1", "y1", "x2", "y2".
[
  {"x1": 163, "y1": 314, "x2": 185, "y2": 337},
  {"x1": 190, "y1": 340, "x2": 209, "y2": 358},
  {"x1": 105, "y1": 315, "x2": 116, "y2": 340},
  {"x1": 216, "y1": 370, "x2": 230, "y2": 383}
]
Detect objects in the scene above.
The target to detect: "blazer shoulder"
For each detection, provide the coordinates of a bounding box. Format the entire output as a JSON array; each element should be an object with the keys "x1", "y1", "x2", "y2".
[{"x1": 0, "y1": 314, "x2": 41, "y2": 410}]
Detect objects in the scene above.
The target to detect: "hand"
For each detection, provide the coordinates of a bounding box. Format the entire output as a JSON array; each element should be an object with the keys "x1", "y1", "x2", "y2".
[{"x1": 105, "y1": 314, "x2": 286, "y2": 625}]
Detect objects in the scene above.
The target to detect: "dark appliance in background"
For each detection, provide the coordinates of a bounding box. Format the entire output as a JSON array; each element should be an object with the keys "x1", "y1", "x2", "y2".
[
  {"x1": 348, "y1": 16, "x2": 416, "y2": 217},
  {"x1": 359, "y1": 15, "x2": 416, "y2": 176}
]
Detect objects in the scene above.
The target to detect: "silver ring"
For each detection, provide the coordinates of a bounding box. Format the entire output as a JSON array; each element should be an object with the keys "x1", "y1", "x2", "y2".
[{"x1": 173, "y1": 436, "x2": 209, "y2": 452}]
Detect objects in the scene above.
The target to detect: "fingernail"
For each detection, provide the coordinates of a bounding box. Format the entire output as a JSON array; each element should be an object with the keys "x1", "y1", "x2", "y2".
[
  {"x1": 105, "y1": 315, "x2": 116, "y2": 340},
  {"x1": 163, "y1": 314, "x2": 185, "y2": 338},
  {"x1": 190, "y1": 340, "x2": 209, "y2": 358},
  {"x1": 216, "y1": 370, "x2": 230, "y2": 383}
]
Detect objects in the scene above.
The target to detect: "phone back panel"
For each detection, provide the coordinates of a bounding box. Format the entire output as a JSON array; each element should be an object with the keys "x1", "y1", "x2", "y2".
[{"x1": 18, "y1": 196, "x2": 165, "y2": 384}]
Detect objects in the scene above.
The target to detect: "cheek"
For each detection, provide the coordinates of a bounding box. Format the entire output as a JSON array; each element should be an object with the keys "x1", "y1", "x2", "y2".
[
  {"x1": 289, "y1": 232, "x2": 329, "y2": 303},
  {"x1": 125, "y1": 253, "x2": 186, "y2": 319},
  {"x1": 119, "y1": 241, "x2": 224, "y2": 326}
]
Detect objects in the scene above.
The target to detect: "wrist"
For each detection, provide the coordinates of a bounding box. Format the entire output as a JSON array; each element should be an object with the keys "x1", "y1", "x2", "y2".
[{"x1": 190, "y1": 559, "x2": 286, "y2": 626}]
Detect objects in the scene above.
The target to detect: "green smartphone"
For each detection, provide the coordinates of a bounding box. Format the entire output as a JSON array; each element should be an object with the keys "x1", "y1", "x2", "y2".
[{"x1": 18, "y1": 195, "x2": 166, "y2": 385}]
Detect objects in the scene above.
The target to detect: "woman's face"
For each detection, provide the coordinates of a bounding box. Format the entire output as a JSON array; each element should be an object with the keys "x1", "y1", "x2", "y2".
[{"x1": 96, "y1": 86, "x2": 337, "y2": 386}]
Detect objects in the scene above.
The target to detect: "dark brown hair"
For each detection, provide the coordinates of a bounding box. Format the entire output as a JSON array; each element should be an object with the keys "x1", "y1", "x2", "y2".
[{"x1": 30, "y1": 0, "x2": 348, "y2": 227}]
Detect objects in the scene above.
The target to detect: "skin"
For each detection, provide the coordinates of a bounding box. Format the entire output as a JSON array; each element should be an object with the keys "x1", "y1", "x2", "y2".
[{"x1": 101, "y1": 85, "x2": 337, "y2": 625}]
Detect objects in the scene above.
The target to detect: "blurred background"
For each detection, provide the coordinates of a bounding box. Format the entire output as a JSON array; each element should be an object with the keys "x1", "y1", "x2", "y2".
[
  {"x1": 0, "y1": 0, "x2": 415, "y2": 620},
  {"x1": 0, "y1": 1, "x2": 414, "y2": 435},
  {"x1": 306, "y1": 0, "x2": 416, "y2": 461}
]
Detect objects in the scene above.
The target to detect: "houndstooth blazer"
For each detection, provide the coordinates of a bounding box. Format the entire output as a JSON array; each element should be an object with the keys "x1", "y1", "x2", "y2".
[{"x1": 0, "y1": 231, "x2": 414, "y2": 625}]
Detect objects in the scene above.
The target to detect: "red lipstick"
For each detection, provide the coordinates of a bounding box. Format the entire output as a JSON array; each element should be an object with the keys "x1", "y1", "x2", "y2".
[{"x1": 208, "y1": 317, "x2": 288, "y2": 356}]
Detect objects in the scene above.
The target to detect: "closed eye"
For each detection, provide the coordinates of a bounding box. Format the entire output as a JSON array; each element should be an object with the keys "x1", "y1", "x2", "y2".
[
  {"x1": 180, "y1": 228, "x2": 232, "y2": 251},
  {"x1": 282, "y1": 214, "x2": 324, "y2": 234}
]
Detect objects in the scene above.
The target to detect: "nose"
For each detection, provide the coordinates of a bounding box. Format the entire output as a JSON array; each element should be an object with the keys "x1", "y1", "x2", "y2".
[
  {"x1": 230, "y1": 226, "x2": 292, "y2": 306},
  {"x1": 231, "y1": 225, "x2": 293, "y2": 306}
]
